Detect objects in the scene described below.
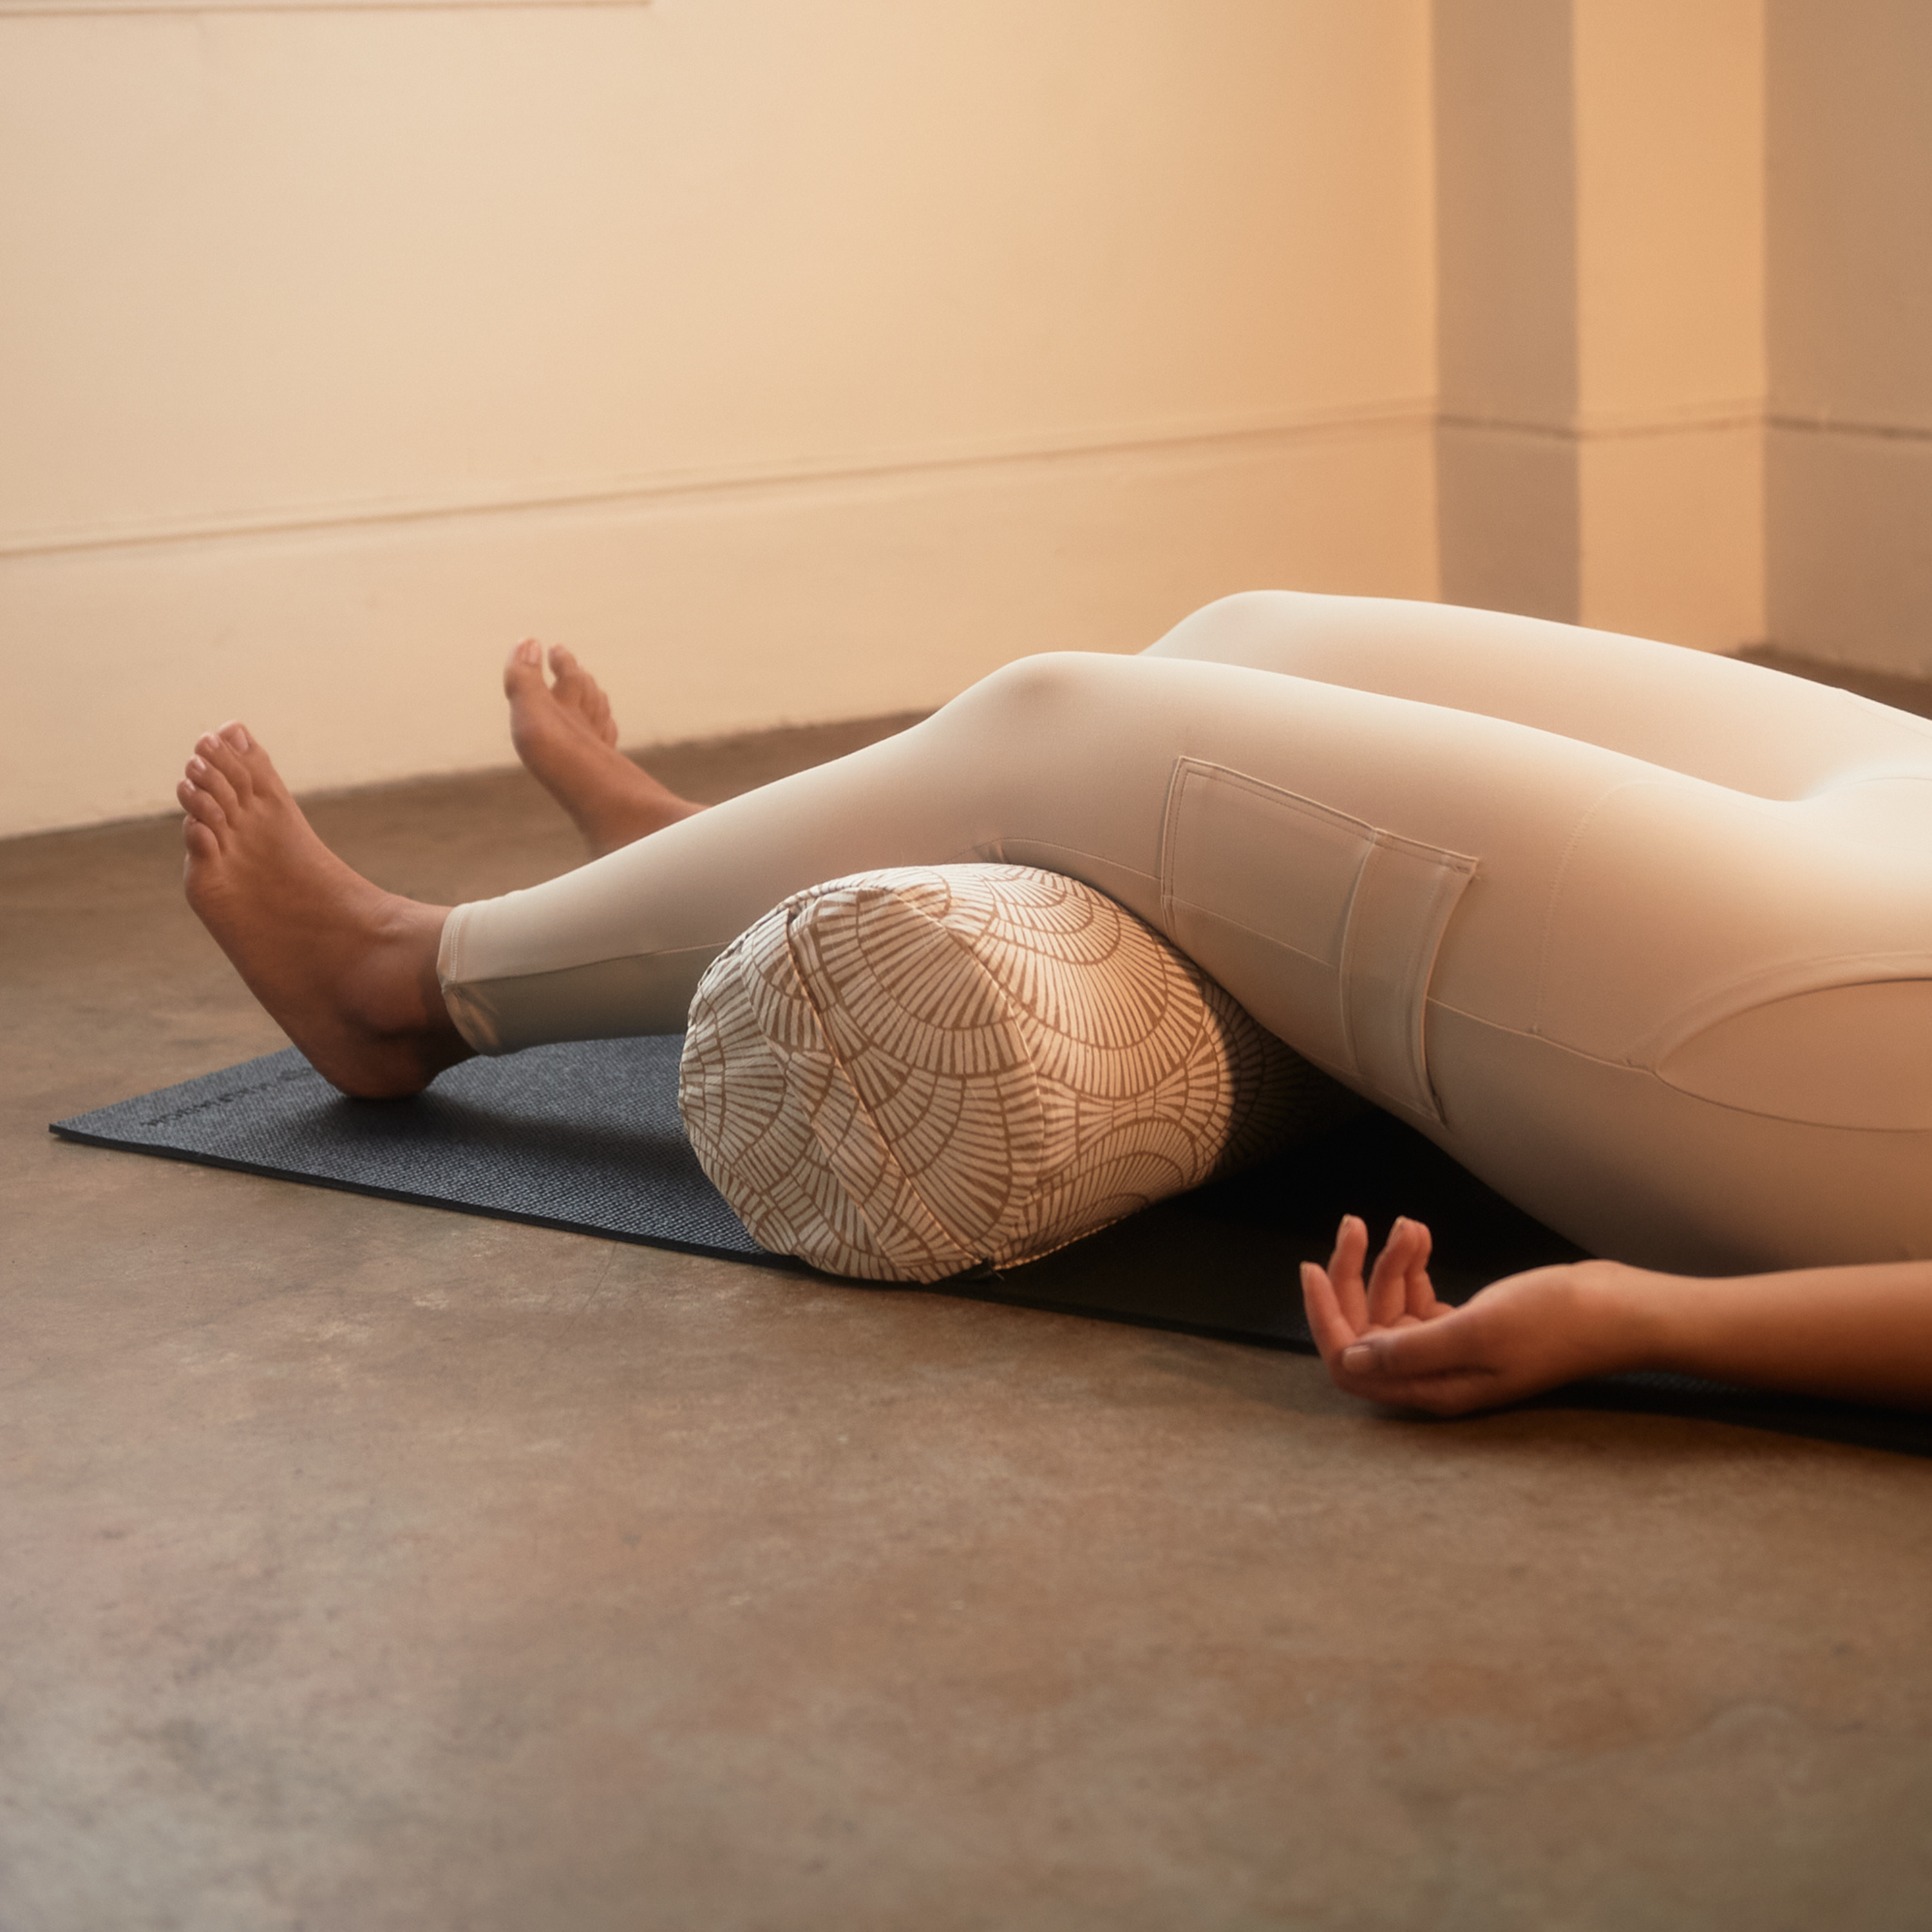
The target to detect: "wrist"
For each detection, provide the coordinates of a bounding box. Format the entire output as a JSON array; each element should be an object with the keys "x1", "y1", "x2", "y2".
[{"x1": 1570, "y1": 1258, "x2": 1676, "y2": 1377}]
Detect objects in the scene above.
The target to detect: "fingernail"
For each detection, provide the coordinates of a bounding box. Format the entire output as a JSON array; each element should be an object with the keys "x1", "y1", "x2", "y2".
[{"x1": 1342, "y1": 1343, "x2": 1377, "y2": 1373}]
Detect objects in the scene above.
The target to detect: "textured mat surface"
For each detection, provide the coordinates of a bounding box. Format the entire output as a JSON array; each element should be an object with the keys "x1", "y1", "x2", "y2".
[
  {"x1": 53, "y1": 1039, "x2": 1932, "y2": 1455},
  {"x1": 54, "y1": 1039, "x2": 759, "y2": 1260}
]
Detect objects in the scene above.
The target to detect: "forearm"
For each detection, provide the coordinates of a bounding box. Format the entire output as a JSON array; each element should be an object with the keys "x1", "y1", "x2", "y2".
[{"x1": 1599, "y1": 1259, "x2": 1932, "y2": 1407}]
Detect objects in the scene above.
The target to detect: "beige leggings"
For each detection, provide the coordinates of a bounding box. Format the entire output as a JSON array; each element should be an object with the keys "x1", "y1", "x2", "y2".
[{"x1": 439, "y1": 592, "x2": 1932, "y2": 1274}]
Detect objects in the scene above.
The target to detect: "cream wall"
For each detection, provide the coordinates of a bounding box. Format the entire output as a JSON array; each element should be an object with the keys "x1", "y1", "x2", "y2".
[
  {"x1": 1766, "y1": 0, "x2": 1932, "y2": 678},
  {"x1": 1436, "y1": 0, "x2": 1932, "y2": 674},
  {"x1": 0, "y1": 0, "x2": 1438, "y2": 835},
  {"x1": 1434, "y1": 0, "x2": 1765, "y2": 649}
]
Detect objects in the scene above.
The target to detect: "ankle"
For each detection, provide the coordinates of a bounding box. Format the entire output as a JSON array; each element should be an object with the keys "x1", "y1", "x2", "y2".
[{"x1": 350, "y1": 899, "x2": 457, "y2": 1040}]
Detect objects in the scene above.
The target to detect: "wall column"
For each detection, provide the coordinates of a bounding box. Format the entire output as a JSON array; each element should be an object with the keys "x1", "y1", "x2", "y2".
[
  {"x1": 1434, "y1": 0, "x2": 1765, "y2": 650},
  {"x1": 1766, "y1": 0, "x2": 1932, "y2": 680}
]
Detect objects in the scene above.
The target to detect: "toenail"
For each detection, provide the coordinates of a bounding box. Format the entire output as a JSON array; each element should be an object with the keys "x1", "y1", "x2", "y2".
[
  {"x1": 519, "y1": 638, "x2": 540, "y2": 665},
  {"x1": 225, "y1": 725, "x2": 252, "y2": 752}
]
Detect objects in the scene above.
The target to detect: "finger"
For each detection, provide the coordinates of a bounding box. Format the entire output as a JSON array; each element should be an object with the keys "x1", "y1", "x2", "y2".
[
  {"x1": 1405, "y1": 1218, "x2": 1439, "y2": 1320},
  {"x1": 1366, "y1": 1217, "x2": 1419, "y2": 1328},
  {"x1": 1327, "y1": 1215, "x2": 1370, "y2": 1328},
  {"x1": 1300, "y1": 1261, "x2": 1362, "y2": 1364}
]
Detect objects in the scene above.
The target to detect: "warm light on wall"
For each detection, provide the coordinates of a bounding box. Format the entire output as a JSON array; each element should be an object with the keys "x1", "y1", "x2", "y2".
[
  {"x1": 0, "y1": 0, "x2": 1439, "y2": 836},
  {"x1": 0, "y1": 0, "x2": 650, "y2": 13},
  {"x1": 5, "y1": 0, "x2": 1929, "y2": 838}
]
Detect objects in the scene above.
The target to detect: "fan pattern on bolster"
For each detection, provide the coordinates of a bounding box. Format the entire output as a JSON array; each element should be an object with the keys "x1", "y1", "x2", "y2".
[{"x1": 677, "y1": 864, "x2": 1354, "y2": 1282}]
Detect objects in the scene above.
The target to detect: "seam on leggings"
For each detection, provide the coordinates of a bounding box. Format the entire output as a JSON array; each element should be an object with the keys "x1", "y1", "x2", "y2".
[
  {"x1": 435, "y1": 904, "x2": 482, "y2": 1048},
  {"x1": 1444, "y1": 954, "x2": 1932, "y2": 1068},
  {"x1": 1529, "y1": 778, "x2": 1667, "y2": 1040},
  {"x1": 435, "y1": 945, "x2": 732, "y2": 1054},
  {"x1": 1155, "y1": 891, "x2": 1338, "y2": 965},
  {"x1": 1631, "y1": 951, "x2": 1932, "y2": 1065},
  {"x1": 1155, "y1": 760, "x2": 1475, "y2": 1121},
  {"x1": 1437, "y1": 1005, "x2": 1932, "y2": 1132},
  {"x1": 968, "y1": 837, "x2": 1160, "y2": 895},
  {"x1": 1804, "y1": 768, "x2": 1932, "y2": 797},
  {"x1": 446, "y1": 850, "x2": 1152, "y2": 996},
  {"x1": 441, "y1": 943, "x2": 732, "y2": 988},
  {"x1": 437, "y1": 901, "x2": 474, "y2": 994}
]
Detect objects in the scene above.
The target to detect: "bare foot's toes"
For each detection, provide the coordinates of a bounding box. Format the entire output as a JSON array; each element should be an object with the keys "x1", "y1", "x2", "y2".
[
  {"x1": 545, "y1": 647, "x2": 622, "y2": 747},
  {"x1": 184, "y1": 752, "x2": 238, "y2": 822},
  {"x1": 178, "y1": 724, "x2": 468, "y2": 1099},
  {"x1": 178, "y1": 766, "x2": 222, "y2": 825},
  {"x1": 503, "y1": 636, "x2": 547, "y2": 705},
  {"x1": 501, "y1": 638, "x2": 703, "y2": 856},
  {"x1": 178, "y1": 771, "x2": 226, "y2": 864},
  {"x1": 547, "y1": 643, "x2": 591, "y2": 712},
  {"x1": 198, "y1": 721, "x2": 274, "y2": 809}
]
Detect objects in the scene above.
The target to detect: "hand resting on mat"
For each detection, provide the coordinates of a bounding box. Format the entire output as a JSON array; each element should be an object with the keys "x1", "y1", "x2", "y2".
[{"x1": 1302, "y1": 1215, "x2": 1932, "y2": 1415}]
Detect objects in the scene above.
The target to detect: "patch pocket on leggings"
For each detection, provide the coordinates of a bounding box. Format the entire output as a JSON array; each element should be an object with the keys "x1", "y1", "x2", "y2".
[{"x1": 1158, "y1": 759, "x2": 1477, "y2": 1122}]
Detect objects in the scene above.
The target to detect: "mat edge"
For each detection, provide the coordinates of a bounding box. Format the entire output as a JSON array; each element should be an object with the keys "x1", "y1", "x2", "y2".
[{"x1": 49, "y1": 1122, "x2": 802, "y2": 1272}]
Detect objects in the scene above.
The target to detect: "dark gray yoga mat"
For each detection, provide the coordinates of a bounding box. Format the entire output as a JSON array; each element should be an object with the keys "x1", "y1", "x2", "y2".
[
  {"x1": 54, "y1": 1040, "x2": 765, "y2": 1262},
  {"x1": 52, "y1": 1039, "x2": 1932, "y2": 1456}
]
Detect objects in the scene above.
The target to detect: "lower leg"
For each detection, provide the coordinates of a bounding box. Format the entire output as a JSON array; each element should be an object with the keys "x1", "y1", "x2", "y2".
[
  {"x1": 178, "y1": 724, "x2": 472, "y2": 1098},
  {"x1": 440, "y1": 647, "x2": 1575, "y2": 1054}
]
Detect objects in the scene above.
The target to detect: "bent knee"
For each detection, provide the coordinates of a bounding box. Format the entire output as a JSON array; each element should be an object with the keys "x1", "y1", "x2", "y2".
[
  {"x1": 941, "y1": 650, "x2": 1133, "y2": 736},
  {"x1": 1141, "y1": 590, "x2": 1315, "y2": 664}
]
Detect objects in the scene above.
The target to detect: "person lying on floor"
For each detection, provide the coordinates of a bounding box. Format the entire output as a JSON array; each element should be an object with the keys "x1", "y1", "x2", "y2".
[{"x1": 173, "y1": 592, "x2": 1932, "y2": 1417}]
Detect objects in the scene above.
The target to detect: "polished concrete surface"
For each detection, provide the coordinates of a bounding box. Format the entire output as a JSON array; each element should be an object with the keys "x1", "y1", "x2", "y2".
[{"x1": 7, "y1": 712, "x2": 1932, "y2": 1932}]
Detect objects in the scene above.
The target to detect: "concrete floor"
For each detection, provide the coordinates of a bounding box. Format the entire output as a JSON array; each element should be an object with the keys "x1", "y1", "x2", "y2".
[{"x1": 7, "y1": 714, "x2": 1932, "y2": 1932}]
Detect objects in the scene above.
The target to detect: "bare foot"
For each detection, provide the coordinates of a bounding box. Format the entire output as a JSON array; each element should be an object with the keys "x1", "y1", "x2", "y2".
[
  {"x1": 503, "y1": 639, "x2": 705, "y2": 857},
  {"x1": 178, "y1": 724, "x2": 473, "y2": 1099}
]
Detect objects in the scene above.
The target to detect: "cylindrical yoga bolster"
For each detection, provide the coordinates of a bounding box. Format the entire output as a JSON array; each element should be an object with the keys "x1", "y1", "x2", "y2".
[{"x1": 677, "y1": 864, "x2": 1360, "y2": 1282}]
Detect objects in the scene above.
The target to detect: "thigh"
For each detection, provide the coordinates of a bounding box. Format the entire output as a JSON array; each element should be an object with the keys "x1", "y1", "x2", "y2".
[{"x1": 1144, "y1": 591, "x2": 1932, "y2": 800}]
